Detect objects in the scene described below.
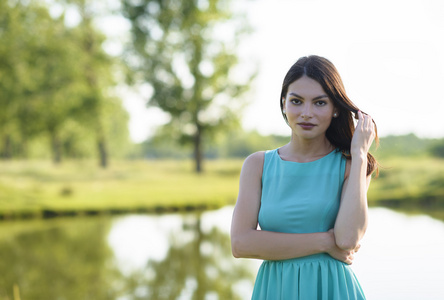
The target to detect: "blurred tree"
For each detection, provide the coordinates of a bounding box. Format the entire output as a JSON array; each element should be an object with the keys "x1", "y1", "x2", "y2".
[
  {"x1": 0, "y1": 1, "x2": 31, "y2": 159},
  {"x1": 0, "y1": 1, "x2": 82, "y2": 162},
  {"x1": 0, "y1": 0, "x2": 130, "y2": 164},
  {"x1": 0, "y1": 217, "x2": 121, "y2": 300},
  {"x1": 218, "y1": 131, "x2": 289, "y2": 158},
  {"x1": 28, "y1": 7, "x2": 86, "y2": 164},
  {"x1": 64, "y1": 0, "x2": 124, "y2": 168},
  {"x1": 372, "y1": 133, "x2": 436, "y2": 159},
  {"x1": 429, "y1": 138, "x2": 444, "y2": 158},
  {"x1": 139, "y1": 129, "x2": 289, "y2": 159},
  {"x1": 122, "y1": 0, "x2": 254, "y2": 172}
]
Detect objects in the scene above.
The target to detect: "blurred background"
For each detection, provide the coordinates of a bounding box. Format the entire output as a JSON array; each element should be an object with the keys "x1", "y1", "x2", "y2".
[{"x1": 1, "y1": 0, "x2": 444, "y2": 299}]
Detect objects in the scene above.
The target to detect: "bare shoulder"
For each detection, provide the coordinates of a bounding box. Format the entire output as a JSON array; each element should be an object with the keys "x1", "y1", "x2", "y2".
[
  {"x1": 242, "y1": 151, "x2": 265, "y2": 176},
  {"x1": 245, "y1": 151, "x2": 265, "y2": 165}
]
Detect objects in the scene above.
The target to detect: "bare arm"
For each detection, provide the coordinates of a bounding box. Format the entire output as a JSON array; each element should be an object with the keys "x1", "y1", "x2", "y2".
[
  {"x1": 230, "y1": 152, "x2": 355, "y2": 263},
  {"x1": 334, "y1": 111, "x2": 375, "y2": 250}
]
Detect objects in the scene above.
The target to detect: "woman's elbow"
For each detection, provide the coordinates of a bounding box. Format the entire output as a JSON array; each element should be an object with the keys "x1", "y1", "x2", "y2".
[
  {"x1": 231, "y1": 246, "x2": 242, "y2": 258},
  {"x1": 335, "y1": 234, "x2": 362, "y2": 251},
  {"x1": 231, "y1": 231, "x2": 254, "y2": 258},
  {"x1": 335, "y1": 239, "x2": 359, "y2": 251},
  {"x1": 334, "y1": 227, "x2": 367, "y2": 251},
  {"x1": 231, "y1": 236, "x2": 245, "y2": 258}
]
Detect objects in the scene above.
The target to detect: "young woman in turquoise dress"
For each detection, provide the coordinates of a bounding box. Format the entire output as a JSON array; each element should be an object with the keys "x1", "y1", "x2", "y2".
[{"x1": 230, "y1": 55, "x2": 378, "y2": 299}]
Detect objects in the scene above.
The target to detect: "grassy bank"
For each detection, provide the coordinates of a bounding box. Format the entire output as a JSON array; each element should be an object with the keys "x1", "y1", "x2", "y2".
[
  {"x1": 1, "y1": 156, "x2": 444, "y2": 219},
  {"x1": 369, "y1": 156, "x2": 444, "y2": 207},
  {"x1": 0, "y1": 159, "x2": 242, "y2": 219}
]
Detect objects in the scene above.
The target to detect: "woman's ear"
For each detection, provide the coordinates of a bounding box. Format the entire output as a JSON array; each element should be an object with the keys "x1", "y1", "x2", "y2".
[{"x1": 282, "y1": 97, "x2": 286, "y2": 113}]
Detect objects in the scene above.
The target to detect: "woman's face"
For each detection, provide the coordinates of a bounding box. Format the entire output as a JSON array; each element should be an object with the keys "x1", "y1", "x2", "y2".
[{"x1": 282, "y1": 75, "x2": 337, "y2": 140}]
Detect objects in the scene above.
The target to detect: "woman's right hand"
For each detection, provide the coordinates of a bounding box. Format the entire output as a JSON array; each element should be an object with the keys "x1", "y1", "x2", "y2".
[{"x1": 325, "y1": 229, "x2": 359, "y2": 265}]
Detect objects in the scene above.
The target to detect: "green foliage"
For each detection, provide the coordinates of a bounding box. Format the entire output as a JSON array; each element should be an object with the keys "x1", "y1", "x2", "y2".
[
  {"x1": 0, "y1": 0, "x2": 131, "y2": 164},
  {"x1": 138, "y1": 132, "x2": 192, "y2": 159},
  {"x1": 214, "y1": 131, "x2": 289, "y2": 158},
  {"x1": 429, "y1": 138, "x2": 444, "y2": 158},
  {"x1": 140, "y1": 130, "x2": 444, "y2": 162},
  {"x1": 122, "y1": 0, "x2": 255, "y2": 171},
  {"x1": 138, "y1": 129, "x2": 289, "y2": 159},
  {"x1": 369, "y1": 156, "x2": 444, "y2": 208},
  {"x1": 373, "y1": 133, "x2": 437, "y2": 159}
]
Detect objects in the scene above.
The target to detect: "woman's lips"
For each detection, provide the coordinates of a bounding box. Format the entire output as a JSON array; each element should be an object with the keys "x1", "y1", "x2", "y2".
[{"x1": 298, "y1": 123, "x2": 316, "y2": 130}]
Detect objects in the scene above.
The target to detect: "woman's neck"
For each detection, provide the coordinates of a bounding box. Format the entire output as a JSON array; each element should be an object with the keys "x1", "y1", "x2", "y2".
[{"x1": 280, "y1": 135, "x2": 334, "y2": 162}]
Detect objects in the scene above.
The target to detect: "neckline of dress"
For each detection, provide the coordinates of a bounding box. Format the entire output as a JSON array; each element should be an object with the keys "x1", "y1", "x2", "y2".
[{"x1": 276, "y1": 148, "x2": 337, "y2": 164}]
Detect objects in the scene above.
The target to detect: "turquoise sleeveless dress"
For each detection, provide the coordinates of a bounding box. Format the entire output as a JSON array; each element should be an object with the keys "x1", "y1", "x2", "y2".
[{"x1": 252, "y1": 148, "x2": 366, "y2": 300}]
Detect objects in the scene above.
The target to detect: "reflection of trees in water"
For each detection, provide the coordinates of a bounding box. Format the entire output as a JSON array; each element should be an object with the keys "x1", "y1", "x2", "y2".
[
  {"x1": 0, "y1": 213, "x2": 255, "y2": 299},
  {"x1": 0, "y1": 217, "x2": 121, "y2": 300},
  {"x1": 123, "y1": 214, "x2": 254, "y2": 300}
]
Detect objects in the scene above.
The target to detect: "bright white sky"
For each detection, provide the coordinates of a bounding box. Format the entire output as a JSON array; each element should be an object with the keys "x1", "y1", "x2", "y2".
[{"x1": 93, "y1": 0, "x2": 444, "y2": 143}]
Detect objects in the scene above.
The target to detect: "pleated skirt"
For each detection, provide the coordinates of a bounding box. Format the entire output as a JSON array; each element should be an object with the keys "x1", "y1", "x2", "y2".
[{"x1": 251, "y1": 253, "x2": 366, "y2": 300}]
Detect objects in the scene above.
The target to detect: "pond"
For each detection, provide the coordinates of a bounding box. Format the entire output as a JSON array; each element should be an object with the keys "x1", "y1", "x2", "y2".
[{"x1": 0, "y1": 206, "x2": 443, "y2": 300}]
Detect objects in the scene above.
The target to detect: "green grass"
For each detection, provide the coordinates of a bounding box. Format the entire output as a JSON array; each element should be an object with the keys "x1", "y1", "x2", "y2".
[
  {"x1": 0, "y1": 159, "x2": 243, "y2": 219},
  {"x1": 369, "y1": 156, "x2": 444, "y2": 207},
  {"x1": 1, "y1": 156, "x2": 444, "y2": 219}
]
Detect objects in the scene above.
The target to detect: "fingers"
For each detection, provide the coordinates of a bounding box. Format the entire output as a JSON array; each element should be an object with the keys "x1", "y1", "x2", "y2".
[
  {"x1": 333, "y1": 248, "x2": 355, "y2": 265},
  {"x1": 356, "y1": 110, "x2": 370, "y2": 125},
  {"x1": 363, "y1": 113, "x2": 373, "y2": 130},
  {"x1": 355, "y1": 110, "x2": 375, "y2": 136},
  {"x1": 345, "y1": 244, "x2": 362, "y2": 264},
  {"x1": 341, "y1": 244, "x2": 361, "y2": 265},
  {"x1": 355, "y1": 110, "x2": 364, "y2": 131},
  {"x1": 326, "y1": 229, "x2": 361, "y2": 265},
  {"x1": 343, "y1": 250, "x2": 354, "y2": 265},
  {"x1": 347, "y1": 254, "x2": 354, "y2": 265}
]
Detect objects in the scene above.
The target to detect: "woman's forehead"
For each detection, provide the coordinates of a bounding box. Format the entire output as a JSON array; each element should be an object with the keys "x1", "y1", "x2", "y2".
[{"x1": 287, "y1": 76, "x2": 327, "y2": 98}]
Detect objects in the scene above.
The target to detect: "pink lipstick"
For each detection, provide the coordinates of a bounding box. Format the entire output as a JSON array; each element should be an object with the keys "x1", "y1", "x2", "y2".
[{"x1": 298, "y1": 122, "x2": 316, "y2": 130}]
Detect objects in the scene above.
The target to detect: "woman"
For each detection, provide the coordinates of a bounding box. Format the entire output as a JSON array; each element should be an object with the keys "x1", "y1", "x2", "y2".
[{"x1": 230, "y1": 55, "x2": 378, "y2": 299}]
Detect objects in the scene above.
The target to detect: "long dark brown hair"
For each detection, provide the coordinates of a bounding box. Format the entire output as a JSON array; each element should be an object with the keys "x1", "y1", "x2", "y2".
[{"x1": 280, "y1": 55, "x2": 378, "y2": 176}]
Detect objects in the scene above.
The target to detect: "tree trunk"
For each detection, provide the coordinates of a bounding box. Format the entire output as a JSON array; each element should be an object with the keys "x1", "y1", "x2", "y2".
[
  {"x1": 18, "y1": 138, "x2": 28, "y2": 159},
  {"x1": 193, "y1": 125, "x2": 203, "y2": 173},
  {"x1": 50, "y1": 131, "x2": 62, "y2": 164},
  {"x1": 97, "y1": 133, "x2": 108, "y2": 169},
  {"x1": 1, "y1": 134, "x2": 12, "y2": 159}
]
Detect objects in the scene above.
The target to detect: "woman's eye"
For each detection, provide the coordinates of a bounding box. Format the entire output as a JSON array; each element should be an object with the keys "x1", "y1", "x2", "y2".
[
  {"x1": 291, "y1": 99, "x2": 302, "y2": 104},
  {"x1": 315, "y1": 101, "x2": 327, "y2": 106}
]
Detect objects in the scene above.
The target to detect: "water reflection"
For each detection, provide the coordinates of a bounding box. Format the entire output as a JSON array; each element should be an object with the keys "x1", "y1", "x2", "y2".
[
  {"x1": 108, "y1": 207, "x2": 255, "y2": 299},
  {"x1": 0, "y1": 216, "x2": 120, "y2": 299},
  {"x1": 107, "y1": 207, "x2": 444, "y2": 300},
  {"x1": 0, "y1": 207, "x2": 255, "y2": 300},
  {"x1": 1, "y1": 207, "x2": 443, "y2": 299}
]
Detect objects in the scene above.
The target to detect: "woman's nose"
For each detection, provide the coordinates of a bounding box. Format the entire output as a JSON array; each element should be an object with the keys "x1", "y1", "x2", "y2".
[{"x1": 301, "y1": 104, "x2": 312, "y2": 119}]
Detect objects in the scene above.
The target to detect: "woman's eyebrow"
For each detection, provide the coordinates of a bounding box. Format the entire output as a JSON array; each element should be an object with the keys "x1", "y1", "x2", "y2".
[{"x1": 289, "y1": 92, "x2": 329, "y2": 100}]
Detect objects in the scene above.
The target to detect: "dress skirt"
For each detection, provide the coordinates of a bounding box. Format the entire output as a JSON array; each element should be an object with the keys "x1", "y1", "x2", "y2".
[{"x1": 251, "y1": 254, "x2": 366, "y2": 300}]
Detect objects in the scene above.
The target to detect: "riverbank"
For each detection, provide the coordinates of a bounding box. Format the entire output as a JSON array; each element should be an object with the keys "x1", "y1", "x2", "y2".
[
  {"x1": 0, "y1": 159, "x2": 241, "y2": 219},
  {"x1": 1, "y1": 157, "x2": 443, "y2": 220},
  {"x1": 368, "y1": 156, "x2": 444, "y2": 208}
]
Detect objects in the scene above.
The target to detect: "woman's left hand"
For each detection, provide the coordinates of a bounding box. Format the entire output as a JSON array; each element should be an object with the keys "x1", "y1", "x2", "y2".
[{"x1": 350, "y1": 110, "x2": 376, "y2": 157}]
